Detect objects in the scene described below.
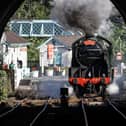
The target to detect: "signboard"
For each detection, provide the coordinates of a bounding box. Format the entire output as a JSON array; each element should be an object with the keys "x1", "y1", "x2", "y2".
[{"x1": 47, "y1": 44, "x2": 54, "y2": 59}]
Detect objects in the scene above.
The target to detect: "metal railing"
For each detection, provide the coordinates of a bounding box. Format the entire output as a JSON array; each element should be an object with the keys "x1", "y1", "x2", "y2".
[{"x1": 9, "y1": 20, "x2": 72, "y2": 37}]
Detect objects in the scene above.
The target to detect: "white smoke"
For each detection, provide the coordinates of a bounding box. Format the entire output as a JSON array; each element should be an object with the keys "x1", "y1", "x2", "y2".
[
  {"x1": 107, "y1": 65, "x2": 126, "y2": 97},
  {"x1": 106, "y1": 81, "x2": 119, "y2": 95},
  {"x1": 50, "y1": 0, "x2": 113, "y2": 35},
  {"x1": 97, "y1": 20, "x2": 113, "y2": 37}
]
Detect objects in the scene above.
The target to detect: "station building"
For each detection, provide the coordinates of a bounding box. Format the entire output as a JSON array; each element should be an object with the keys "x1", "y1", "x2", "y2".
[
  {"x1": 0, "y1": 31, "x2": 30, "y2": 69},
  {"x1": 37, "y1": 35, "x2": 82, "y2": 76}
]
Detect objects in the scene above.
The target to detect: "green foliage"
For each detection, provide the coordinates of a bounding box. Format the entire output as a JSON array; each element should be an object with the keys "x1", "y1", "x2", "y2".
[
  {"x1": 109, "y1": 23, "x2": 126, "y2": 61},
  {"x1": 27, "y1": 37, "x2": 47, "y2": 61},
  {"x1": 0, "y1": 70, "x2": 8, "y2": 100},
  {"x1": 12, "y1": 0, "x2": 50, "y2": 19}
]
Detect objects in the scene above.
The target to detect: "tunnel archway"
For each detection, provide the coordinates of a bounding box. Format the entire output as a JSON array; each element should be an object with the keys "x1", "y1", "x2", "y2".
[{"x1": 0, "y1": 0, "x2": 126, "y2": 41}]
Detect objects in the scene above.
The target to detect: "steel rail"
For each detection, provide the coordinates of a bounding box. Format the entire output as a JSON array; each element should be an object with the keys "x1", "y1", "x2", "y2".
[
  {"x1": 29, "y1": 98, "x2": 51, "y2": 126},
  {"x1": 81, "y1": 98, "x2": 89, "y2": 126},
  {"x1": 0, "y1": 103, "x2": 20, "y2": 118},
  {"x1": 107, "y1": 98, "x2": 126, "y2": 120}
]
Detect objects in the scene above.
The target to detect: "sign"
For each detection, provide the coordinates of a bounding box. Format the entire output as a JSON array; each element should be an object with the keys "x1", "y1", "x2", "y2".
[{"x1": 47, "y1": 44, "x2": 54, "y2": 59}]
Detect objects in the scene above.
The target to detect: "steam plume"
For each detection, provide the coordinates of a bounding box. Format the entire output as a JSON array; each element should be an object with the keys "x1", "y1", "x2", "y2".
[
  {"x1": 106, "y1": 81, "x2": 119, "y2": 95},
  {"x1": 50, "y1": 0, "x2": 113, "y2": 34}
]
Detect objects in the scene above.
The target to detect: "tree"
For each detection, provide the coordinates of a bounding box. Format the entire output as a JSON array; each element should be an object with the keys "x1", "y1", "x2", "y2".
[
  {"x1": 109, "y1": 23, "x2": 126, "y2": 61},
  {"x1": 11, "y1": 0, "x2": 50, "y2": 19},
  {"x1": 27, "y1": 37, "x2": 47, "y2": 61}
]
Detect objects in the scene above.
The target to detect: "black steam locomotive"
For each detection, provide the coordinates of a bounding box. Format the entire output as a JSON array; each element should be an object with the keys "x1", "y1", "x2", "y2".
[{"x1": 68, "y1": 34, "x2": 114, "y2": 98}]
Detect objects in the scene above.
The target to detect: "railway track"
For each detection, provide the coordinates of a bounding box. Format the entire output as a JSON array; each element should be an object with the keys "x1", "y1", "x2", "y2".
[
  {"x1": 30, "y1": 96, "x2": 102, "y2": 126},
  {"x1": 81, "y1": 98, "x2": 89, "y2": 126},
  {"x1": 29, "y1": 97, "x2": 51, "y2": 126},
  {"x1": 106, "y1": 98, "x2": 126, "y2": 120},
  {"x1": 0, "y1": 99, "x2": 49, "y2": 126},
  {"x1": 83, "y1": 97, "x2": 126, "y2": 126},
  {"x1": 0, "y1": 103, "x2": 21, "y2": 118},
  {"x1": 0, "y1": 96, "x2": 126, "y2": 126},
  {"x1": 28, "y1": 97, "x2": 86, "y2": 126}
]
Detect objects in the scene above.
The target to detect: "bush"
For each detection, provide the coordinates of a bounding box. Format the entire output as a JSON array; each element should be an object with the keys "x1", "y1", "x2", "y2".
[{"x1": 0, "y1": 70, "x2": 8, "y2": 100}]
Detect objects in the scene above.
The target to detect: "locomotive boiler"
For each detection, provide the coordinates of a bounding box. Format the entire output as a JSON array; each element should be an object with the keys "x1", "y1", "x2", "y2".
[{"x1": 68, "y1": 34, "x2": 114, "y2": 98}]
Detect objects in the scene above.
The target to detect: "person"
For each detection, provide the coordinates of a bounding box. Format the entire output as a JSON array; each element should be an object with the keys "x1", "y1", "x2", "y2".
[
  {"x1": 17, "y1": 60, "x2": 22, "y2": 68},
  {"x1": 9, "y1": 61, "x2": 14, "y2": 70}
]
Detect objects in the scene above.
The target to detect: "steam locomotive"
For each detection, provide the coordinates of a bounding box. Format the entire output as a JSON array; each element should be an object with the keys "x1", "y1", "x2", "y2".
[{"x1": 68, "y1": 34, "x2": 114, "y2": 98}]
